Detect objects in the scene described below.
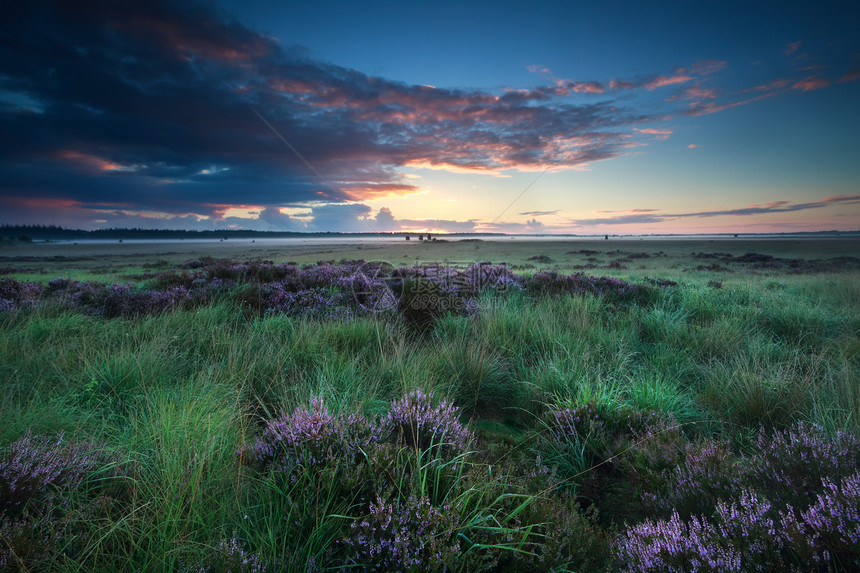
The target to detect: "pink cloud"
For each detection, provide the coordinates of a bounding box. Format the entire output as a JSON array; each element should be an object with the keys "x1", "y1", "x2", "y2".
[
  {"x1": 597, "y1": 208, "x2": 661, "y2": 214},
  {"x1": 644, "y1": 75, "x2": 693, "y2": 90},
  {"x1": 684, "y1": 88, "x2": 784, "y2": 116},
  {"x1": 838, "y1": 67, "x2": 860, "y2": 83},
  {"x1": 689, "y1": 60, "x2": 728, "y2": 75},
  {"x1": 609, "y1": 79, "x2": 636, "y2": 90},
  {"x1": 792, "y1": 76, "x2": 831, "y2": 91},
  {"x1": 785, "y1": 41, "x2": 802, "y2": 56},
  {"x1": 687, "y1": 144, "x2": 699, "y2": 149},
  {"x1": 562, "y1": 81, "x2": 605, "y2": 94},
  {"x1": 744, "y1": 78, "x2": 792, "y2": 93},
  {"x1": 635, "y1": 127, "x2": 672, "y2": 141},
  {"x1": 635, "y1": 128, "x2": 673, "y2": 135},
  {"x1": 685, "y1": 86, "x2": 718, "y2": 99}
]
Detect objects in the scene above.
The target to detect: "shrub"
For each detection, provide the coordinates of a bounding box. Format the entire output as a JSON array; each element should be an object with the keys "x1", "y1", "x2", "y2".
[
  {"x1": 0, "y1": 431, "x2": 119, "y2": 571},
  {"x1": 0, "y1": 431, "x2": 114, "y2": 518},
  {"x1": 748, "y1": 422, "x2": 860, "y2": 511},
  {"x1": 382, "y1": 389, "x2": 474, "y2": 457},
  {"x1": 396, "y1": 276, "x2": 476, "y2": 332},
  {"x1": 240, "y1": 399, "x2": 381, "y2": 476},
  {"x1": 781, "y1": 471, "x2": 860, "y2": 568},
  {"x1": 0, "y1": 278, "x2": 42, "y2": 311},
  {"x1": 648, "y1": 439, "x2": 744, "y2": 520},
  {"x1": 525, "y1": 271, "x2": 656, "y2": 304},
  {"x1": 340, "y1": 495, "x2": 461, "y2": 571},
  {"x1": 615, "y1": 488, "x2": 788, "y2": 573}
]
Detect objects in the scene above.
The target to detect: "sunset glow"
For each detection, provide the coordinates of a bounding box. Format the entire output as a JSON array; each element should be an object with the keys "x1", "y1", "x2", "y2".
[{"x1": 2, "y1": 1, "x2": 859, "y2": 233}]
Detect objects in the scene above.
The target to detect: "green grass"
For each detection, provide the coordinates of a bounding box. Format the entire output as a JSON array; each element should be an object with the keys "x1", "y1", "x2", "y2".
[{"x1": 1, "y1": 241, "x2": 858, "y2": 570}]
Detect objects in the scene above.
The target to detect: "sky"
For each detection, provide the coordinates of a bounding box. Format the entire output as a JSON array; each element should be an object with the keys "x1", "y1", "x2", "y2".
[{"x1": 1, "y1": 0, "x2": 859, "y2": 234}]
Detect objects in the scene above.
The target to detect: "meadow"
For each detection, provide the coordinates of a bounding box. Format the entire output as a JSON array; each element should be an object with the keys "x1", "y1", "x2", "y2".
[{"x1": 1, "y1": 237, "x2": 858, "y2": 571}]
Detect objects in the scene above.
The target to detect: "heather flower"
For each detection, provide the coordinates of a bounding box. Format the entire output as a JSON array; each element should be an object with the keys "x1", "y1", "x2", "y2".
[
  {"x1": 524, "y1": 271, "x2": 655, "y2": 303},
  {"x1": 0, "y1": 431, "x2": 114, "y2": 519},
  {"x1": 749, "y1": 422, "x2": 860, "y2": 511},
  {"x1": 655, "y1": 439, "x2": 744, "y2": 520},
  {"x1": 340, "y1": 495, "x2": 461, "y2": 571},
  {"x1": 240, "y1": 399, "x2": 383, "y2": 476},
  {"x1": 713, "y1": 490, "x2": 784, "y2": 570},
  {"x1": 615, "y1": 509, "x2": 742, "y2": 572},
  {"x1": 463, "y1": 263, "x2": 520, "y2": 293},
  {"x1": 0, "y1": 278, "x2": 42, "y2": 309},
  {"x1": 241, "y1": 399, "x2": 337, "y2": 472},
  {"x1": 383, "y1": 389, "x2": 474, "y2": 456},
  {"x1": 781, "y1": 471, "x2": 860, "y2": 567}
]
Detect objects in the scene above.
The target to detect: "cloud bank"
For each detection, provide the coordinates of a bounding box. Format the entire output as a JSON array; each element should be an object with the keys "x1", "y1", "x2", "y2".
[{"x1": 1, "y1": 1, "x2": 855, "y2": 231}]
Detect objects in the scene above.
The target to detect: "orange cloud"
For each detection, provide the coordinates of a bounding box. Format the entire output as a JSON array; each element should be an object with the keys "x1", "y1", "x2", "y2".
[{"x1": 56, "y1": 149, "x2": 130, "y2": 171}]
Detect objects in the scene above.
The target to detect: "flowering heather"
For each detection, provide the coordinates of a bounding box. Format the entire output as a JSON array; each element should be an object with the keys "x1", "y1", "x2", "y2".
[
  {"x1": 241, "y1": 399, "x2": 338, "y2": 472},
  {"x1": 335, "y1": 271, "x2": 398, "y2": 313},
  {"x1": 241, "y1": 400, "x2": 383, "y2": 475},
  {"x1": 616, "y1": 510, "x2": 741, "y2": 572},
  {"x1": 712, "y1": 490, "x2": 785, "y2": 570},
  {"x1": 618, "y1": 490, "x2": 776, "y2": 571},
  {"x1": 525, "y1": 271, "x2": 654, "y2": 303},
  {"x1": 650, "y1": 439, "x2": 744, "y2": 520},
  {"x1": 1, "y1": 258, "x2": 670, "y2": 321},
  {"x1": 383, "y1": 389, "x2": 474, "y2": 456},
  {"x1": 550, "y1": 403, "x2": 606, "y2": 440},
  {"x1": 749, "y1": 422, "x2": 860, "y2": 511},
  {"x1": 464, "y1": 263, "x2": 520, "y2": 293},
  {"x1": 782, "y1": 471, "x2": 860, "y2": 567},
  {"x1": 242, "y1": 390, "x2": 474, "y2": 479},
  {"x1": 616, "y1": 480, "x2": 859, "y2": 572},
  {"x1": 263, "y1": 286, "x2": 348, "y2": 318},
  {"x1": 341, "y1": 495, "x2": 461, "y2": 571},
  {"x1": 0, "y1": 431, "x2": 114, "y2": 519},
  {"x1": 0, "y1": 278, "x2": 42, "y2": 311},
  {"x1": 616, "y1": 488, "x2": 788, "y2": 573},
  {"x1": 298, "y1": 262, "x2": 351, "y2": 289}
]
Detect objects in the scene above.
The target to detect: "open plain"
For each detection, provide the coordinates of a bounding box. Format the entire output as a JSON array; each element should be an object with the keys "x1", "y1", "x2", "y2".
[{"x1": 1, "y1": 237, "x2": 859, "y2": 570}]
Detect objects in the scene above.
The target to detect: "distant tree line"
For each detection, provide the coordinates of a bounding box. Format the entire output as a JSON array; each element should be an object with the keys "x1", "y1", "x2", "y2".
[{"x1": 0, "y1": 225, "x2": 434, "y2": 241}]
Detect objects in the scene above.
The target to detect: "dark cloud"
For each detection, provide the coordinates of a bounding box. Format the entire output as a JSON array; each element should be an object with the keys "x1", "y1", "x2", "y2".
[
  {"x1": 257, "y1": 207, "x2": 302, "y2": 231},
  {"x1": 519, "y1": 210, "x2": 560, "y2": 216},
  {"x1": 571, "y1": 195, "x2": 860, "y2": 226},
  {"x1": 0, "y1": 0, "x2": 655, "y2": 228},
  {"x1": 0, "y1": 1, "x2": 849, "y2": 230},
  {"x1": 307, "y1": 203, "x2": 374, "y2": 232}
]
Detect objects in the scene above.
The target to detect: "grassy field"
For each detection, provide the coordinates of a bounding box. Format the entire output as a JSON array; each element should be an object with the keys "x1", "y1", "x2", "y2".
[
  {"x1": 1, "y1": 238, "x2": 858, "y2": 571},
  {"x1": 3, "y1": 235, "x2": 859, "y2": 282}
]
